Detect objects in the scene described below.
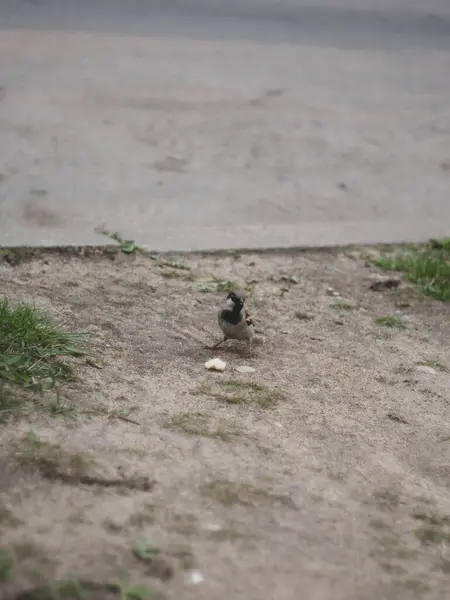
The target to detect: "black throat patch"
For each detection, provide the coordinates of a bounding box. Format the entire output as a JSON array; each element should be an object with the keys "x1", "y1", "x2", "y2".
[{"x1": 220, "y1": 308, "x2": 242, "y2": 326}]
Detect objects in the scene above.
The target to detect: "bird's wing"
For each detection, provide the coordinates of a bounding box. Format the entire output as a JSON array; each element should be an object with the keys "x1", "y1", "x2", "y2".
[{"x1": 244, "y1": 309, "x2": 255, "y2": 329}]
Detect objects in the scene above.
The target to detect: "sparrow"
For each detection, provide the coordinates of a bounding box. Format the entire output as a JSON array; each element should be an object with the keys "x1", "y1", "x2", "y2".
[{"x1": 209, "y1": 290, "x2": 256, "y2": 354}]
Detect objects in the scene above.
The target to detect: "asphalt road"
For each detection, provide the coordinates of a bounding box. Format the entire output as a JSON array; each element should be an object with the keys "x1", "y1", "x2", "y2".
[{"x1": 1, "y1": 0, "x2": 450, "y2": 251}]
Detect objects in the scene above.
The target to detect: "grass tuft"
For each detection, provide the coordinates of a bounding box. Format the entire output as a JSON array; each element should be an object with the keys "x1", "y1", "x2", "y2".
[
  {"x1": 375, "y1": 239, "x2": 450, "y2": 301},
  {"x1": 200, "y1": 479, "x2": 273, "y2": 507},
  {"x1": 375, "y1": 316, "x2": 406, "y2": 329},
  {"x1": 331, "y1": 302, "x2": 355, "y2": 311},
  {"x1": 0, "y1": 298, "x2": 87, "y2": 414},
  {"x1": 167, "y1": 412, "x2": 242, "y2": 442},
  {"x1": 15, "y1": 431, "x2": 92, "y2": 480},
  {"x1": 194, "y1": 379, "x2": 284, "y2": 409}
]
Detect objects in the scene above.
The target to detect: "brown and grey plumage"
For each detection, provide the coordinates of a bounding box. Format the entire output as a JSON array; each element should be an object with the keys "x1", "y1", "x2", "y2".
[{"x1": 209, "y1": 290, "x2": 256, "y2": 353}]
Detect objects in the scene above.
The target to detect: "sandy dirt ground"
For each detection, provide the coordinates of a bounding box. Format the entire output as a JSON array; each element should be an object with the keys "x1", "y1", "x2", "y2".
[{"x1": 1, "y1": 248, "x2": 450, "y2": 600}]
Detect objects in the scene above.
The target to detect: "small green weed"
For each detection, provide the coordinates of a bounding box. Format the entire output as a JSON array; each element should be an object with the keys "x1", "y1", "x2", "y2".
[{"x1": 101, "y1": 230, "x2": 141, "y2": 254}]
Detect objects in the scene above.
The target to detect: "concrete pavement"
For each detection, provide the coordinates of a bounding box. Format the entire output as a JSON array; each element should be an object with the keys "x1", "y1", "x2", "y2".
[{"x1": 0, "y1": 1, "x2": 450, "y2": 251}]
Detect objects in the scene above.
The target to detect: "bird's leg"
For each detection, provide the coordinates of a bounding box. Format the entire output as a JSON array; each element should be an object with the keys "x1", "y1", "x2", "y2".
[
  {"x1": 246, "y1": 339, "x2": 253, "y2": 356},
  {"x1": 205, "y1": 336, "x2": 228, "y2": 350}
]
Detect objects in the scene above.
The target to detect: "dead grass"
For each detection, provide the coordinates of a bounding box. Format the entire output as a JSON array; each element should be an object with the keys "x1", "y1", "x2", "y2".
[
  {"x1": 194, "y1": 379, "x2": 284, "y2": 408},
  {"x1": 331, "y1": 302, "x2": 355, "y2": 311},
  {"x1": 200, "y1": 479, "x2": 285, "y2": 508},
  {"x1": 129, "y1": 504, "x2": 156, "y2": 528},
  {"x1": 415, "y1": 360, "x2": 448, "y2": 372},
  {"x1": 15, "y1": 431, "x2": 91, "y2": 479},
  {"x1": 15, "y1": 431, "x2": 92, "y2": 480},
  {"x1": 167, "y1": 412, "x2": 242, "y2": 442},
  {"x1": 412, "y1": 510, "x2": 450, "y2": 544},
  {"x1": 375, "y1": 315, "x2": 407, "y2": 329}
]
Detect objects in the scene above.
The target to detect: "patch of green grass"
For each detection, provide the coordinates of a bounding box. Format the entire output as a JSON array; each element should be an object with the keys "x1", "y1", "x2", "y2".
[
  {"x1": 15, "y1": 431, "x2": 92, "y2": 480},
  {"x1": 375, "y1": 316, "x2": 406, "y2": 329},
  {"x1": 0, "y1": 298, "x2": 87, "y2": 415},
  {"x1": 195, "y1": 379, "x2": 284, "y2": 409},
  {"x1": 167, "y1": 412, "x2": 242, "y2": 442},
  {"x1": 210, "y1": 276, "x2": 239, "y2": 293},
  {"x1": 0, "y1": 549, "x2": 13, "y2": 581},
  {"x1": 331, "y1": 302, "x2": 355, "y2": 311},
  {"x1": 375, "y1": 239, "x2": 450, "y2": 301}
]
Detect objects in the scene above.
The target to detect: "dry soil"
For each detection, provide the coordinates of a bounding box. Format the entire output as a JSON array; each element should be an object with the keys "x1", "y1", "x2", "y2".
[{"x1": 1, "y1": 248, "x2": 450, "y2": 600}]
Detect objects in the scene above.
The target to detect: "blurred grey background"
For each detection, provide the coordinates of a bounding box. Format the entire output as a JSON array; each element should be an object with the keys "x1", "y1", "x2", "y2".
[{"x1": 0, "y1": 0, "x2": 449, "y2": 250}]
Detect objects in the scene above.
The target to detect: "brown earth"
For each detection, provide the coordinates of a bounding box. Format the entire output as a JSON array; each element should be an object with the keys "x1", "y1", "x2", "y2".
[{"x1": 1, "y1": 247, "x2": 450, "y2": 600}]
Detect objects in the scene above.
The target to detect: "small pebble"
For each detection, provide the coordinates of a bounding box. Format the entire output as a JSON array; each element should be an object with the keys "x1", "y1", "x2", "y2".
[
  {"x1": 185, "y1": 569, "x2": 204, "y2": 585},
  {"x1": 204, "y1": 358, "x2": 226, "y2": 372},
  {"x1": 236, "y1": 365, "x2": 256, "y2": 374},
  {"x1": 414, "y1": 365, "x2": 437, "y2": 375}
]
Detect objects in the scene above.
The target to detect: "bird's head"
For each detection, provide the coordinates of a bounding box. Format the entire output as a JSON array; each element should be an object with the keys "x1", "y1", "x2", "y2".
[{"x1": 225, "y1": 290, "x2": 246, "y2": 312}]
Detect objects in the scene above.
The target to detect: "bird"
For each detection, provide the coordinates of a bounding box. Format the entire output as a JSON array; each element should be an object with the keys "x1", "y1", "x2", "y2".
[{"x1": 209, "y1": 290, "x2": 256, "y2": 354}]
